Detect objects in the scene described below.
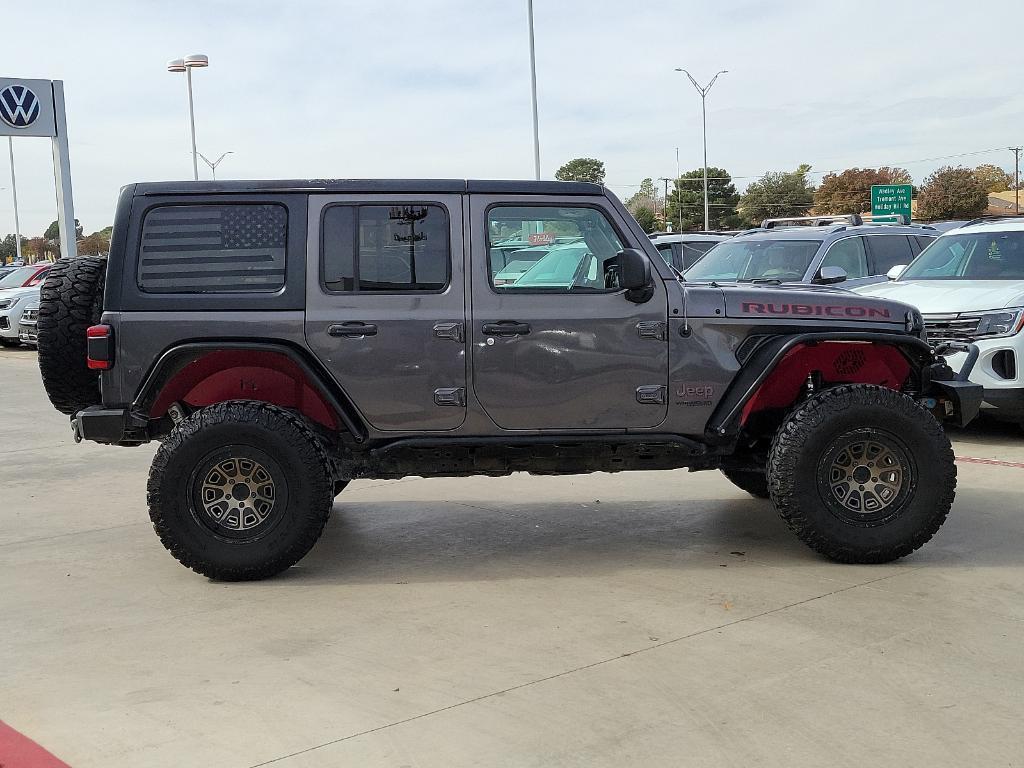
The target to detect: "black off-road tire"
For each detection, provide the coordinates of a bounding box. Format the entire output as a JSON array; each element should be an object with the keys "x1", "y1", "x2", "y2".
[
  {"x1": 147, "y1": 401, "x2": 334, "y2": 580},
  {"x1": 721, "y1": 468, "x2": 770, "y2": 498},
  {"x1": 36, "y1": 256, "x2": 107, "y2": 414},
  {"x1": 334, "y1": 479, "x2": 350, "y2": 497},
  {"x1": 768, "y1": 384, "x2": 955, "y2": 564}
]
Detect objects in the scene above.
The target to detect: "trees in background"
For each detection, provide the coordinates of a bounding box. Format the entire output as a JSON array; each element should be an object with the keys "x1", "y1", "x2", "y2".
[
  {"x1": 916, "y1": 166, "x2": 988, "y2": 220},
  {"x1": 972, "y1": 163, "x2": 1014, "y2": 193},
  {"x1": 813, "y1": 167, "x2": 911, "y2": 214},
  {"x1": 554, "y1": 157, "x2": 606, "y2": 184},
  {"x1": 625, "y1": 178, "x2": 659, "y2": 233},
  {"x1": 0, "y1": 222, "x2": 112, "y2": 263},
  {"x1": 739, "y1": 164, "x2": 815, "y2": 225},
  {"x1": 665, "y1": 167, "x2": 740, "y2": 231}
]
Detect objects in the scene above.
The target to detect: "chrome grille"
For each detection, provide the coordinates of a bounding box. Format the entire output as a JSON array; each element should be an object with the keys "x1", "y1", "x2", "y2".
[
  {"x1": 20, "y1": 308, "x2": 38, "y2": 324},
  {"x1": 923, "y1": 313, "x2": 980, "y2": 342}
]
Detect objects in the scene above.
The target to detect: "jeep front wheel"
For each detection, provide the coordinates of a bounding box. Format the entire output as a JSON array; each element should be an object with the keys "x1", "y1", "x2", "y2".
[
  {"x1": 147, "y1": 401, "x2": 334, "y2": 580},
  {"x1": 768, "y1": 384, "x2": 955, "y2": 564}
]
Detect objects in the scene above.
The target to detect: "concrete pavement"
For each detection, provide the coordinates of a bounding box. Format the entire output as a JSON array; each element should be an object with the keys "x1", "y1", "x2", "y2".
[{"x1": 2, "y1": 347, "x2": 1023, "y2": 767}]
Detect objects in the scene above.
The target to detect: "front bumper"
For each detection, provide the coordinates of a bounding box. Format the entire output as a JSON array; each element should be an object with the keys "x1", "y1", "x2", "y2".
[
  {"x1": 940, "y1": 336, "x2": 1024, "y2": 421},
  {"x1": 0, "y1": 304, "x2": 29, "y2": 340},
  {"x1": 926, "y1": 342, "x2": 984, "y2": 427}
]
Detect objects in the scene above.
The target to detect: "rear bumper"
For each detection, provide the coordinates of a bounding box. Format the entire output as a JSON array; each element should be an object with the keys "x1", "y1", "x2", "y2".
[{"x1": 72, "y1": 406, "x2": 146, "y2": 445}]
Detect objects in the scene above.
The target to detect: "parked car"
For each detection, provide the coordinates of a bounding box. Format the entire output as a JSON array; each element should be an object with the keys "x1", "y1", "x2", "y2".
[
  {"x1": 0, "y1": 263, "x2": 51, "y2": 290},
  {"x1": 649, "y1": 233, "x2": 733, "y2": 271},
  {"x1": 683, "y1": 215, "x2": 938, "y2": 289},
  {"x1": 17, "y1": 299, "x2": 40, "y2": 346},
  {"x1": 855, "y1": 217, "x2": 1024, "y2": 425},
  {"x1": 34, "y1": 179, "x2": 980, "y2": 580},
  {"x1": 0, "y1": 285, "x2": 42, "y2": 347},
  {"x1": 492, "y1": 237, "x2": 584, "y2": 286}
]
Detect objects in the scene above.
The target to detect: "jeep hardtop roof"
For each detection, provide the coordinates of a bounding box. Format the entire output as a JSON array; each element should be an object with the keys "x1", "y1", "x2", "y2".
[{"x1": 130, "y1": 179, "x2": 605, "y2": 196}]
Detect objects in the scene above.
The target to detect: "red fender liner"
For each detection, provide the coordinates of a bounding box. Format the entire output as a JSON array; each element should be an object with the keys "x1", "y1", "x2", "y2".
[
  {"x1": 149, "y1": 350, "x2": 338, "y2": 429},
  {"x1": 740, "y1": 342, "x2": 911, "y2": 425}
]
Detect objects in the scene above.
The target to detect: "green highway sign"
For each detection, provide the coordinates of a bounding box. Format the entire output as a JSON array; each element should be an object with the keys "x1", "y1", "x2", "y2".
[{"x1": 871, "y1": 184, "x2": 913, "y2": 223}]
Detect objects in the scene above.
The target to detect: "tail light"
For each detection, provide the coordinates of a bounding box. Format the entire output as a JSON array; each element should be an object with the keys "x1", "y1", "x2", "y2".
[{"x1": 87, "y1": 324, "x2": 114, "y2": 370}]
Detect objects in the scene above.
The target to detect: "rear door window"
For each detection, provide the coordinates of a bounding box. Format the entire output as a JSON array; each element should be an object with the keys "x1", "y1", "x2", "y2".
[
  {"x1": 866, "y1": 234, "x2": 914, "y2": 275},
  {"x1": 321, "y1": 204, "x2": 450, "y2": 292},
  {"x1": 819, "y1": 236, "x2": 868, "y2": 278}
]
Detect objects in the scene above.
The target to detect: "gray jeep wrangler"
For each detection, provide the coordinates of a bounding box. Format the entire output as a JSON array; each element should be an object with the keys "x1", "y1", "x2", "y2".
[{"x1": 35, "y1": 179, "x2": 982, "y2": 580}]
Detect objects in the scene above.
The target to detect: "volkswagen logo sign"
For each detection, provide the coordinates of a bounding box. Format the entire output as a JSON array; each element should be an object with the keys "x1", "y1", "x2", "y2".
[{"x1": 0, "y1": 84, "x2": 41, "y2": 129}]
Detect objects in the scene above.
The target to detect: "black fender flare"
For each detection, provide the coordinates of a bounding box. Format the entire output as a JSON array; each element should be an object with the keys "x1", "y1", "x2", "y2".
[
  {"x1": 707, "y1": 331, "x2": 933, "y2": 439},
  {"x1": 131, "y1": 340, "x2": 368, "y2": 443}
]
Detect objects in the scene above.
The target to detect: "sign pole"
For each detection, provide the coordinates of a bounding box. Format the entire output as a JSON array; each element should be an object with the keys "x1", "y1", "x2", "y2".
[
  {"x1": 50, "y1": 81, "x2": 76, "y2": 260},
  {"x1": 7, "y1": 137, "x2": 21, "y2": 263}
]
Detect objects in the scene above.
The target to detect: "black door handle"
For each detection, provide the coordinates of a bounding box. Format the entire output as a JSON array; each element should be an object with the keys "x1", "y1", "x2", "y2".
[
  {"x1": 482, "y1": 321, "x2": 531, "y2": 336},
  {"x1": 328, "y1": 322, "x2": 378, "y2": 338}
]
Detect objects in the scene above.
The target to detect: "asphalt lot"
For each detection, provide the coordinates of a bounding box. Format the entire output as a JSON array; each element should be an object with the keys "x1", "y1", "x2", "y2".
[{"x1": 2, "y1": 346, "x2": 1024, "y2": 767}]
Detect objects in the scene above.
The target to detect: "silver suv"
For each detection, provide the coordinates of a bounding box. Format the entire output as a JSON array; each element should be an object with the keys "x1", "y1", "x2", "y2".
[{"x1": 684, "y1": 215, "x2": 938, "y2": 289}]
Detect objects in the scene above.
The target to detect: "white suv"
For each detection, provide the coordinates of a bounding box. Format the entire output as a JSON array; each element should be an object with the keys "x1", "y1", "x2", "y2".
[{"x1": 856, "y1": 218, "x2": 1024, "y2": 424}]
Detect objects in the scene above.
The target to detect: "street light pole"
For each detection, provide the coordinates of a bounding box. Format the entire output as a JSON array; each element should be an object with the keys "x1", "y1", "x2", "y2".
[
  {"x1": 526, "y1": 0, "x2": 541, "y2": 180},
  {"x1": 674, "y1": 68, "x2": 728, "y2": 232},
  {"x1": 167, "y1": 54, "x2": 210, "y2": 181},
  {"x1": 1011, "y1": 147, "x2": 1022, "y2": 215},
  {"x1": 7, "y1": 137, "x2": 21, "y2": 264}
]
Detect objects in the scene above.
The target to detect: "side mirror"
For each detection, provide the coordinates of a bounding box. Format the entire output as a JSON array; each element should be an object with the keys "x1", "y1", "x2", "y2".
[
  {"x1": 615, "y1": 248, "x2": 653, "y2": 303},
  {"x1": 814, "y1": 265, "x2": 847, "y2": 285},
  {"x1": 887, "y1": 265, "x2": 907, "y2": 281}
]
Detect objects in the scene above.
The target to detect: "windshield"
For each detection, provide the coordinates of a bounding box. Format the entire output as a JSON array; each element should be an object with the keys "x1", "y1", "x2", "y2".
[
  {"x1": 900, "y1": 231, "x2": 1024, "y2": 280},
  {"x1": 684, "y1": 239, "x2": 821, "y2": 282},
  {"x1": 0, "y1": 266, "x2": 36, "y2": 289},
  {"x1": 656, "y1": 241, "x2": 719, "y2": 270}
]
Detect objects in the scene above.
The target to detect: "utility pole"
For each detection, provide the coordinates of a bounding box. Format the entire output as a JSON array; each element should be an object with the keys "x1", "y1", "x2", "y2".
[
  {"x1": 658, "y1": 177, "x2": 671, "y2": 225},
  {"x1": 1011, "y1": 147, "x2": 1022, "y2": 215},
  {"x1": 676, "y1": 147, "x2": 682, "y2": 234},
  {"x1": 674, "y1": 68, "x2": 728, "y2": 231}
]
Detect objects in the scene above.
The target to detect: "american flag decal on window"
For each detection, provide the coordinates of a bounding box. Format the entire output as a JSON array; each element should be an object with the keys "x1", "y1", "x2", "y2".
[{"x1": 139, "y1": 204, "x2": 287, "y2": 293}]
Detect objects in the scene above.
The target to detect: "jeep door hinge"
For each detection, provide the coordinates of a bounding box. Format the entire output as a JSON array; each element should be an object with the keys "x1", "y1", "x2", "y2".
[
  {"x1": 635, "y1": 385, "x2": 666, "y2": 405},
  {"x1": 636, "y1": 321, "x2": 667, "y2": 341},
  {"x1": 433, "y1": 322, "x2": 465, "y2": 343},
  {"x1": 434, "y1": 387, "x2": 467, "y2": 407}
]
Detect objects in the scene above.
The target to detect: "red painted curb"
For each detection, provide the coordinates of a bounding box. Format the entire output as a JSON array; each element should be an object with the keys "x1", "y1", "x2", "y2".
[
  {"x1": 955, "y1": 455, "x2": 1024, "y2": 469},
  {"x1": 0, "y1": 721, "x2": 70, "y2": 768}
]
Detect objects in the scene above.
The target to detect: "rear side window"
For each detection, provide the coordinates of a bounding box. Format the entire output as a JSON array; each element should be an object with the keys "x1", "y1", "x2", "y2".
[
  {"x1": 138, "y1": 204, "x2": 287, "y2": 293},
  {"x1": 321, "y1": 204, "x2": 450, "y2": 292},
  {"x1": 820, "y1": 236, "x2": 868, "y2": 278},
  {"x1": 867, "y1": 235, "x2": 914, "y2": 274}
]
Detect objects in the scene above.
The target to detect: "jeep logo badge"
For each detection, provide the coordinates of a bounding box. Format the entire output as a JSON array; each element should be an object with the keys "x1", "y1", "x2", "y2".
[{"x1": 0, "y1": 84, "x2": 41, "y2": 128}]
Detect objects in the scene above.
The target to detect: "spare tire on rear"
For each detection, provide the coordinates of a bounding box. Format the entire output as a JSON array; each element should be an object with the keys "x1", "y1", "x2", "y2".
[{"x1": 37, "y1": 256, "x2": 107, "y2": 415}]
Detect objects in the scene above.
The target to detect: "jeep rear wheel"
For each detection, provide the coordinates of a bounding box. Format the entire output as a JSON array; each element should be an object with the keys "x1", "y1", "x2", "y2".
[
  {"x1": 147, "y1": 401, "x2": 334, "y2": 580},
  {"x1": 768, "y1": 384, "x2": 955, "y2": 563},
  {"x1": 720, "y1": 468, "x2": 770, "y2": 499},
  {"x1": 36, "y1": 256, "x2": 107, "y2": 415}
]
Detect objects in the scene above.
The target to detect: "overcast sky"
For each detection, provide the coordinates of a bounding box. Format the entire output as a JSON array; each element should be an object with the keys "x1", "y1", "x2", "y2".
[{"x1": 2, "y1": 0, "x2": 1022, "y2": 236}]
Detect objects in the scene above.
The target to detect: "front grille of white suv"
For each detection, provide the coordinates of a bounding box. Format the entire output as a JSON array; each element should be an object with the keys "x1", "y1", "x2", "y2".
[{"x1": 923, "y1": 314, "x2": 982, "y2": 342}]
